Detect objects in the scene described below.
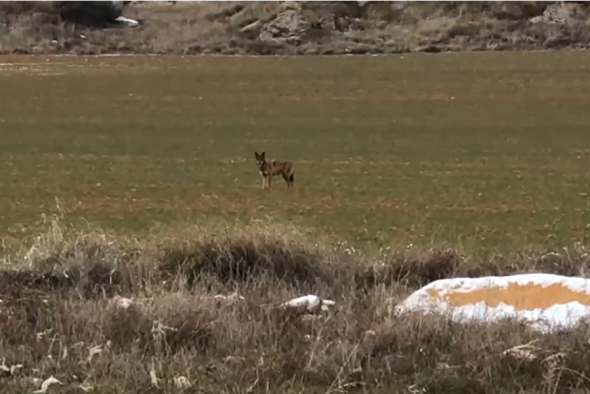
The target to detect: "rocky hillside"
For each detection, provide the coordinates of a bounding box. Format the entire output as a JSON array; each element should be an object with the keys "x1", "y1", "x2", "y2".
[{"x1": 1, "y1": 1, "x2": 590, "y2": 55}]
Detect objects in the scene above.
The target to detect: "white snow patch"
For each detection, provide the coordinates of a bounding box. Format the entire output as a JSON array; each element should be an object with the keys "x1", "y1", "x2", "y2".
[
  {"x1": 396, "y1": 273, "x2": 590, "y2": 333},
  {"x1": 281, "y1": 295, "x2": 336, "y2": 312},
  {"x1": 33, "y1": 376, "x2": 62, "y2": 393},
  {"x1": 115, "y1": 16, "x2": 139, "y2": 27},
  {"x1": 112, "y1": 296, "x2": 135, "y2": 310}
]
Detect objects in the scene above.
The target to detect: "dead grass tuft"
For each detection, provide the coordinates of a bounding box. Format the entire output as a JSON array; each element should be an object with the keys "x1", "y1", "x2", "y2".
[{"x1": 159, "y1": 237, "x2": 332, "y2": 291}]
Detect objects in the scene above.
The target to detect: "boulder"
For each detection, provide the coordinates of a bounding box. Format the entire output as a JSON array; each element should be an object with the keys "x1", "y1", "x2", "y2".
[
  {"x1": 240, "y1": 20, "x2": 263, "y2": 39},
  {"x1": 229, "y1": 3, "x2": 282, "y2": 29},
  {"x1": 396, "y1": 273, "x2": 590, "y2": 333},
  {"x1": 259, "y1": 10, "x2": 311, "y2": 45},
  {"x1": 281, "y1": 1, "x2": 302, "y2": 12},
  {"x1": 530, "y1": 2, "x2": 587, "y2": 24},
  {"x1": 490, "y1": 2, "x2": 548, "y2": 20}
]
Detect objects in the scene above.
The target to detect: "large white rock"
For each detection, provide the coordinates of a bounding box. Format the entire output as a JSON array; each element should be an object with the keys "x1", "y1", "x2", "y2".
[{"x1": 396, "y1": 273, "x2": 590, "y2": 333}]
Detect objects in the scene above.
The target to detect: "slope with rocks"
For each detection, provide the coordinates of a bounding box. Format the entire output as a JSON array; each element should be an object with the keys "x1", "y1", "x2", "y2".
[{"x1": 1, "y1": 1, "x2": 590, "y2": 55}]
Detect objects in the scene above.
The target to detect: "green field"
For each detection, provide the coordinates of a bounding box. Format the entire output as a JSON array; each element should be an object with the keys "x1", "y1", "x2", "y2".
[
  {"x1": 4, "y1": 52, "x2": 590, "y2": 393},
  {"x1": 2, "y1": 52, "x2": 590, "y2": 252}
]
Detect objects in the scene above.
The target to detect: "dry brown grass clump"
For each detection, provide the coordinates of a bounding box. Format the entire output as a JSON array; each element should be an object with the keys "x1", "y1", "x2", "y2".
[{"x1": 2, "y1": 217, "x2": 590, "y2": 392}]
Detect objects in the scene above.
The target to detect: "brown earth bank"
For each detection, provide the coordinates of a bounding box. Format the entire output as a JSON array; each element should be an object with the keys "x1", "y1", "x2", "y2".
[
  {"x1": 2, "y1": 1, "x2": 590, "y2": 55},
  {"x1": 2, "y1": 219, "x2": 590, "y2": 393}
]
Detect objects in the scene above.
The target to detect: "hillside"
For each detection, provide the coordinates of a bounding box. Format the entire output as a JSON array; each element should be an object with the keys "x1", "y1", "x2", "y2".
[{"x1": 1, "y1": 1, "x2": 590, "y2": 55}]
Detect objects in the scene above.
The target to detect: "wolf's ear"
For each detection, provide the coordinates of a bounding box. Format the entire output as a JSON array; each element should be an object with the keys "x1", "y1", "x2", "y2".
[
  {"x1": 261, "y1": 151, "x2": 265, "y2": 157},
  {"x1": 254, "y1": 151, "x2": 259, "y2": 157}
]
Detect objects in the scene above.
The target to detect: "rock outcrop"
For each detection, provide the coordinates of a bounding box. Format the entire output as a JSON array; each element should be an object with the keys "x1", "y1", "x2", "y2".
[
  {"x1": 2, "y1": 1, "x2": 590, "y2": 55},
  {"x1": 228, "y1": 1, "x2": 590, "y2": 53}
]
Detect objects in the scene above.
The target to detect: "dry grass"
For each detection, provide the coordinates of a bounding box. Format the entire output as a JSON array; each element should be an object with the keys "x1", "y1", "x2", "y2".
[{"x1": 2, "y1": 215, "x2": 590, "y2": 393}]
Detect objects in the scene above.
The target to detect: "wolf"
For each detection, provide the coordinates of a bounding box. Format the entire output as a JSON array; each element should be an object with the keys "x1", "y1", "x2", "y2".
[{"x1": 254, "y1": 151, "x2": 295, "y2": 190}]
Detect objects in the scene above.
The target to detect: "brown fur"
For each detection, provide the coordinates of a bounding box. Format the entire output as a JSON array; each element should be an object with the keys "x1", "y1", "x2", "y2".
[{"x1": 254, "y1": 151, "x2": 294, "y2": 190}]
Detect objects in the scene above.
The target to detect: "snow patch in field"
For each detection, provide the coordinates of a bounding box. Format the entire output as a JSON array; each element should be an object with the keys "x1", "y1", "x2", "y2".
[{"x1": 396, "y1": 273, "x2": 590, "y2": 332}]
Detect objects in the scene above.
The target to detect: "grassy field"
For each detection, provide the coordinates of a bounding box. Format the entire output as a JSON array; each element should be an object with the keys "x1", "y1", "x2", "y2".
[
  {"x1": 1, "y1": 52, "x2": 590, "y2": 253},
  {"x1": 2, "y1": 52, "x2": 590, "y2": 394}
]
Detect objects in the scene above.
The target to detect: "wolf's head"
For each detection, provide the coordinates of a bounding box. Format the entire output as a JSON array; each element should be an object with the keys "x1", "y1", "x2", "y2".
[{"x1": 254, "y1": 151, "x2": 266, "y2": 168}]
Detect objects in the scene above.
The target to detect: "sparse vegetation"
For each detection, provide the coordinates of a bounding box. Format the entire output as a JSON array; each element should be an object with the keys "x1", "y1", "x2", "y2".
[{"x1": 2, "y1": 1, "x2": 590, "y2": 55}]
